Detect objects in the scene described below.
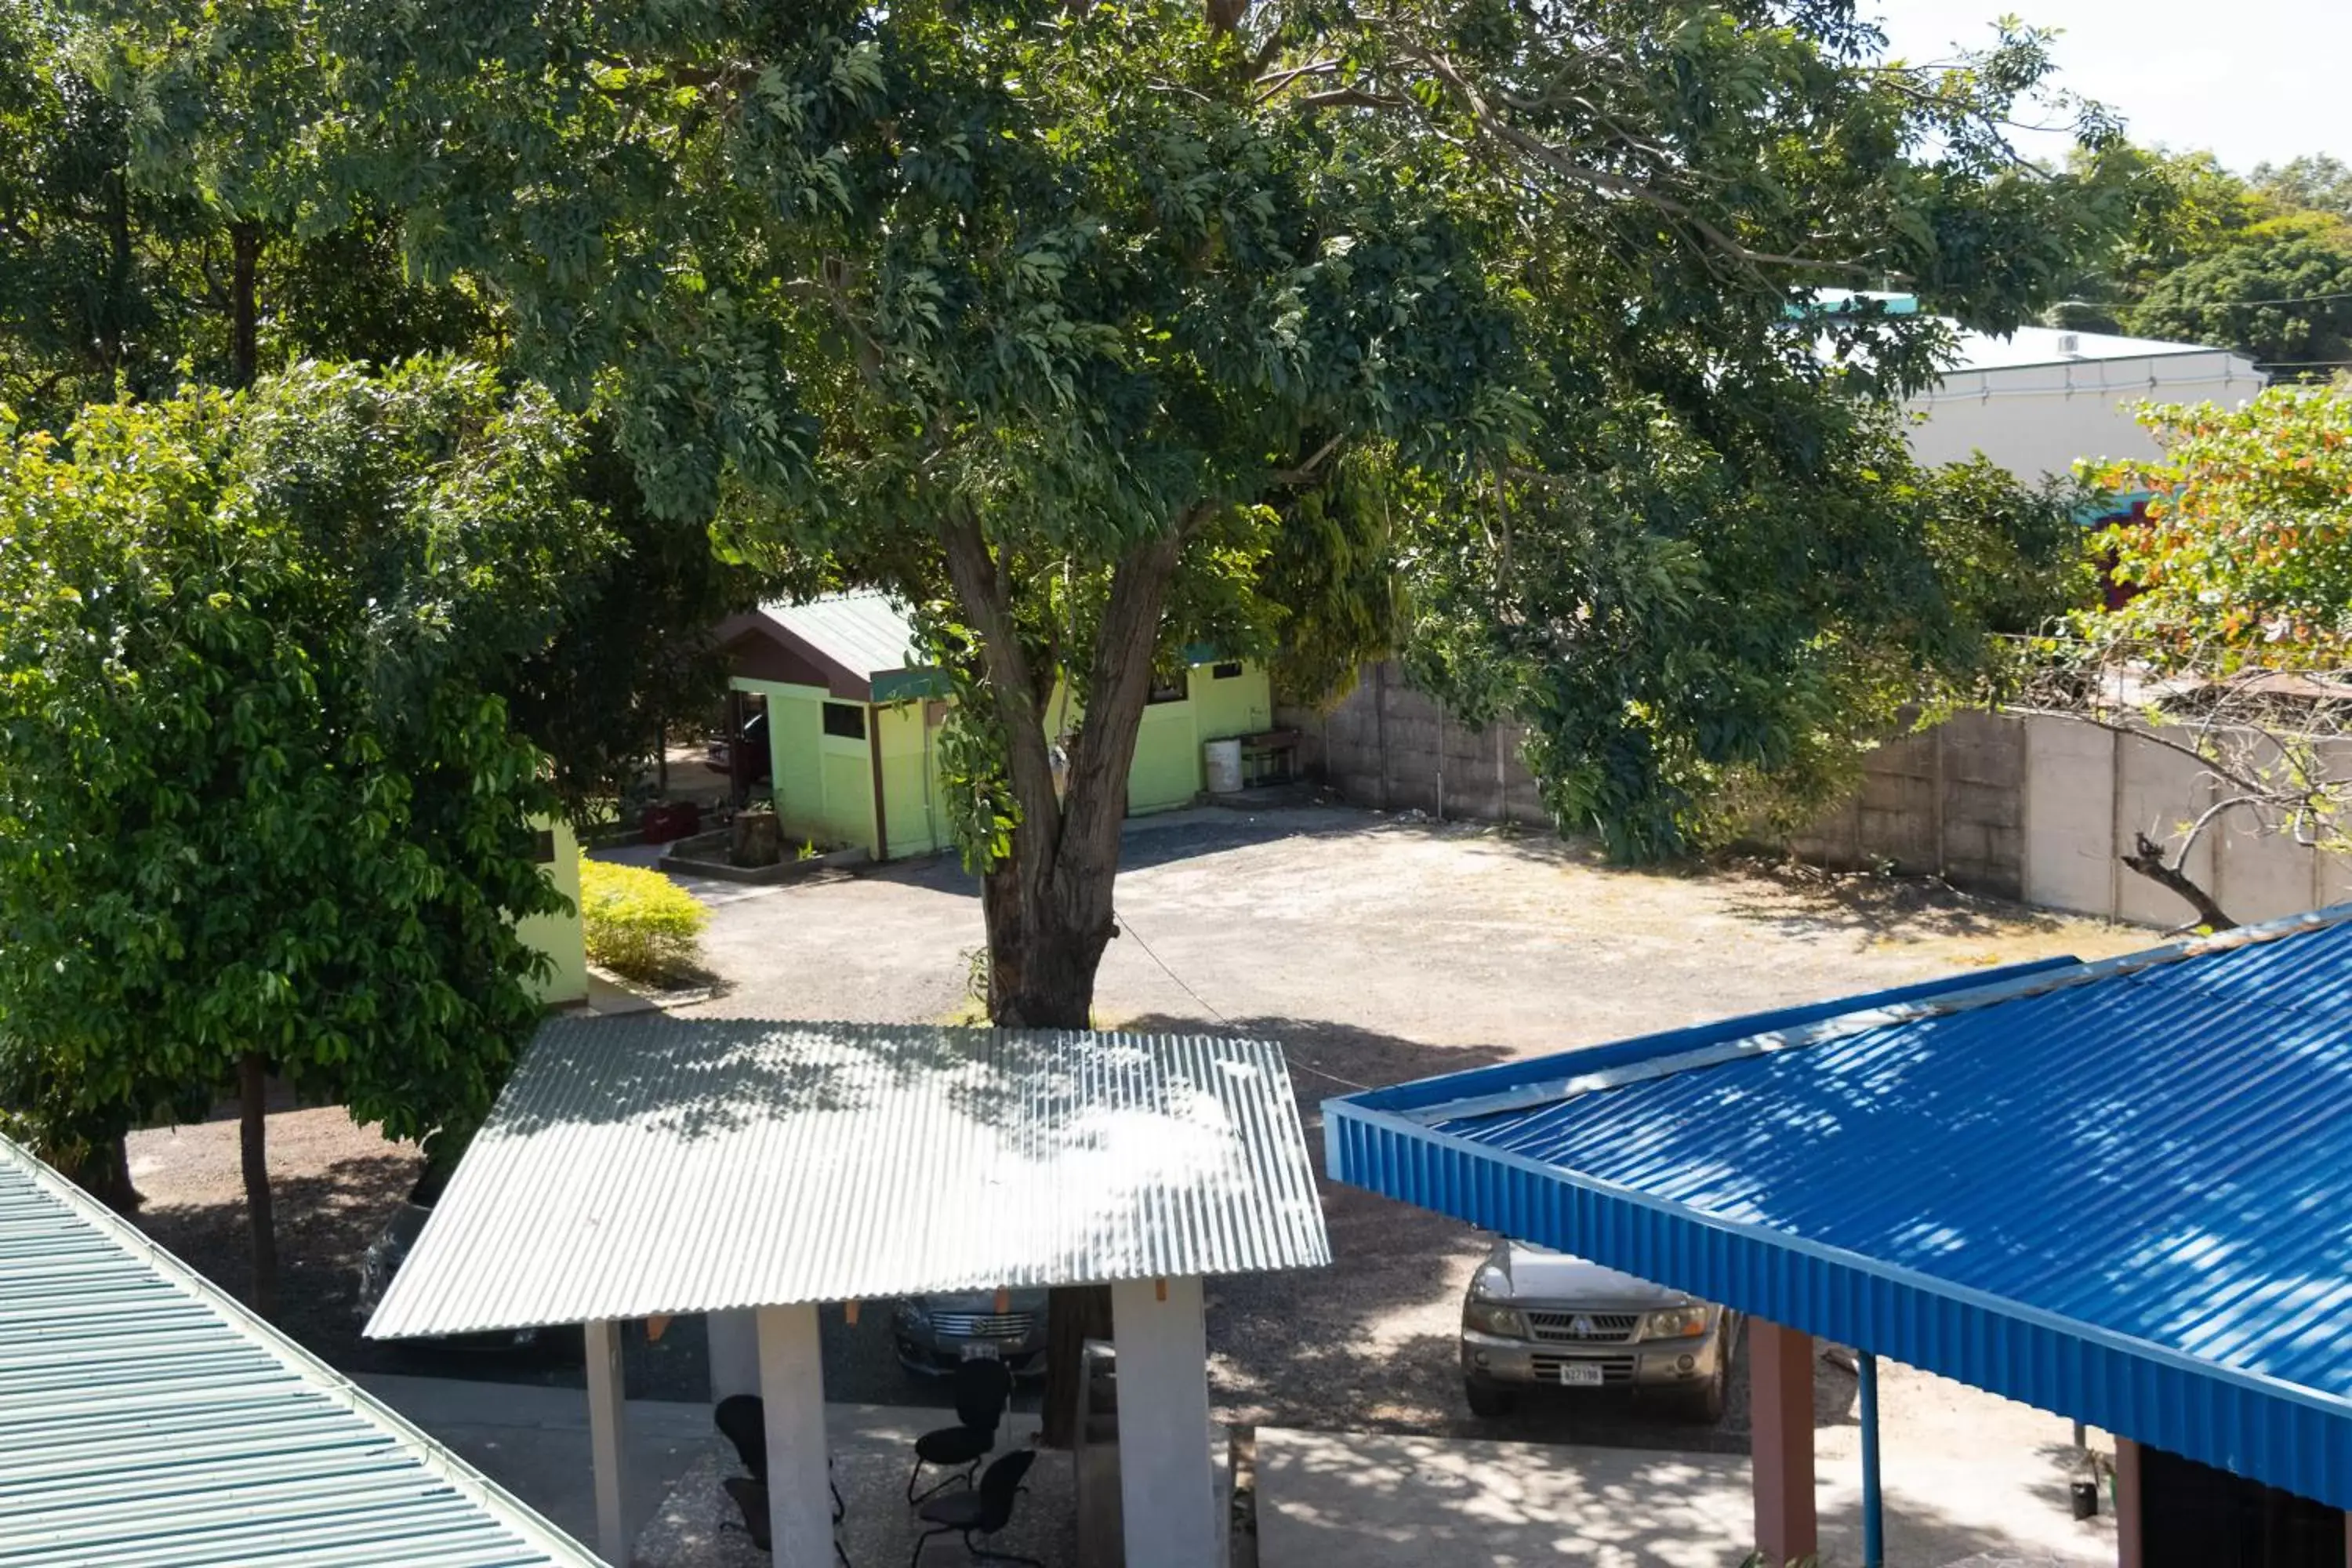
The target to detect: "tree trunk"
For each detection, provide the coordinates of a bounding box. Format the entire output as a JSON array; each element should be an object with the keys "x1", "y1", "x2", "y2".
[
  {"x1": 2121, "y1": 831, "x2": 2235, "y2": 931},
  {"x1": 230, "y1": 222, "x2": 262, "y2": 390},
  {"x1": 238, "y1": 1051, "x2": 278, "y2": 1323},
  {"x1": 59, "y1": 1134, "x2": 143, "y2": 1214},
  {"x1": 941, "y1": 508, "x2": 1202, "y2": 1446}
]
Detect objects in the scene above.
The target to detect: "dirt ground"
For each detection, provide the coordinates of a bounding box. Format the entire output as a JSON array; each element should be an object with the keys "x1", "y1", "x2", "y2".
[{"x1": 127, "y1": 804, "x2": 2147, "y2": 1454}]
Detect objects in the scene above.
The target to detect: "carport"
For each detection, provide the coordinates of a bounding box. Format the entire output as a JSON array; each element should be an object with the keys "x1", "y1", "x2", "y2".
[
  {"x1": 366, "y1": 1017, "x2": 1330, "y2": 1567},
  {"x1": 1327, "y1": 906, "x2": 2352, "y2": 1567}
]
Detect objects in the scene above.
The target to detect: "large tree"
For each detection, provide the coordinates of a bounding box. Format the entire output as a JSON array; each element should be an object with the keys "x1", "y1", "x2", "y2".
[
  {"x1": 294, "y1": 0, "x2": 2125, "y2": 1018},
  {"x1": 2132, "y1": 213, "x2": 2352, "y2": 379},
  {"x1": 0, "y1": 360, "x2": 595, "y2": 1317}
]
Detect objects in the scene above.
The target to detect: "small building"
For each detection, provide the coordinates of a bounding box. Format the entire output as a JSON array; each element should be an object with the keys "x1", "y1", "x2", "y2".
[
  {"x1": 518, "y1": 815, "x2": 588, "y2": 1007},
  {"x1": 0, "y1": 1133, "x2": 602, "y2": 1567},
  {"x1": 366, "y1": 1014, "x2": 1331, "y2": 1568},
  {"x1": 1328, "y1": 906, "x2": 2352, "y2": 1567},
  {"x1": 716, "y1": 592, "x2": 1276, "y2": 860},
  {"x1": 1808, "y1": 290, "x2": 2263, "y2": 485}
]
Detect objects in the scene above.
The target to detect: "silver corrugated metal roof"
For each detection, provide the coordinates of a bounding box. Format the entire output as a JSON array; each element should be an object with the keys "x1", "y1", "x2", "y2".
[
  {"x1": 0, "y1": 1136, "x2": 603, "y2": 1568},
  {"x1": 366, "y1": 1021, "x2": 1330, "y2": 1338},
  {"x1": 757, "y1": 592, "x2": 920, "y2": 685}
]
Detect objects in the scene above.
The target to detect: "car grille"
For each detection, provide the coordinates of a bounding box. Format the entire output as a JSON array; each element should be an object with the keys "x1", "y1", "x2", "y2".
[
  {"x1": 1530, "y1": 1352, "x2": 1639, "y2": 1385},
  {"x1": 1525, "y1": 1311, "x2": 1639, "y2": 1344},
  {"x1": 929, "y1": 1312, "x2": 1036, "y2": 1339}
]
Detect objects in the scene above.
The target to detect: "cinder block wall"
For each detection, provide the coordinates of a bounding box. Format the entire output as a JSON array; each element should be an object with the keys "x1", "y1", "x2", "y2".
[
  {"x1": 1279, "y1": 661, "x2": 1548, "y2": 825},
  {"x1": 1784, "y1": 710, "x2": 2028, "y2": 900},
  {"x1": 1291, "y1": 664, "x2": 2348, "y2": 930}
]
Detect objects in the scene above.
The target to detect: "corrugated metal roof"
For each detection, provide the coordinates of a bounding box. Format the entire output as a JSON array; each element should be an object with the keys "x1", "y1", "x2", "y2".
[
  {"x1": 757, "y1": 592, "x2": 920, "y2": 688},
  {"x1": 367, "y1": 1020, "x2": 1329, "y2": 1339},
  {"x1": 1327, "y1": 907, "x2": 2352, "y2": 1508},
  {"x1": 0, "y1": 1136, "x2": 602, "y2": 1568}
]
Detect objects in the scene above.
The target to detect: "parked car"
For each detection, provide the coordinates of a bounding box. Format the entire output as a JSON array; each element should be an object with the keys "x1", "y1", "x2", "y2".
[
  {"x1": 1459, "y1": 1239, "x2": 1735, "y2": 1421},
  {"x1": 893, "y1": 1289, "x2": 1050, "y2": 1378},
  {"x1": 358, "y1": 1180, "x2": 582, "y2": 1362}
]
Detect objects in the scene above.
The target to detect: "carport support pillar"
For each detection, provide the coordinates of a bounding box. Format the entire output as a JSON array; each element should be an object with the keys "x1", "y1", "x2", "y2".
[
  {"x1": 707, "y1": 1308, "x2": 760, "y2": 1403},
  {"x1": 2114, "y1": 1437, "x2": 2144, "y2": 1568},
  {"x1": 1857, "y1": 1351, "x2": 1883, "y2": 1568},
  {"x1": 1111, "y1": 1275, "x2": 1220, "y2": 1568},
  {"x1": 583, "y1": 1318, "x2": 630, "y2": 1566},
  {"x1": 1749, "y1": 1317, "x2": 1817, "y2": 1565},
  {"x1": 757, "y1": 1302, "x2": 834, "y2": 1567}
]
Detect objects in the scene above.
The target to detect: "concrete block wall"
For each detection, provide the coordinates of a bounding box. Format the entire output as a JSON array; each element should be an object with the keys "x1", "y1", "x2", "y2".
[
  {"x1": 1785, "y1": 710, "x2": 2028, "y2": 901},
  {"x1": 1279, "y1": 662, "x2": 1548, "y2": 826},
  {"x1": 1292, "y1": 659, "x2": 2351, "y2": 932}
]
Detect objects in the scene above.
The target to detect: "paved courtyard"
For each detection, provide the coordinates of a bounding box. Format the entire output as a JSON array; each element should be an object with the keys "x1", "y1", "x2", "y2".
[
  {"x1": 665, "y1": 804, "x2": 2141, "y2": 1450},
  {"x1": 128, "y1": 803, "x2": 2148, "y2": 1564}
]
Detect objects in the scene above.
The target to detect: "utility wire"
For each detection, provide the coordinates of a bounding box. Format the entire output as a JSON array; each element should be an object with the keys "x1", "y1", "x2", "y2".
[{"x1": 1116, "y1": 908, "x2": 1374, "y2": 1093}]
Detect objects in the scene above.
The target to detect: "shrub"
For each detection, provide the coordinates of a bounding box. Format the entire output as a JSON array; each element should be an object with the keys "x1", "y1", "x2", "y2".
[{"x1": 579, "y1": 856, "x2": 708, "y2": 982}]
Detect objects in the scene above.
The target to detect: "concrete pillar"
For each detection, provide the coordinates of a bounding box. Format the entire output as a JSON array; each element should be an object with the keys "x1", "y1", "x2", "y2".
[
  {"x1": 707, "y1": 1308, "x2": 761, "y2": 1403},
  {"x1": 2114, "y1": 1438, "x2": 2143, "y2": 1568},
  {"x1": 1749, "y1": 1318, "x2": 1817, "y2": 1564},
  {"x1": 756, "y1": 1302, "x2": 833, "y2": 1567},
  {"x1": 583, "y1": 1319, "x2": 630, "y2": 1566},
  {"x1": 1111, "y1": 1275, "x2": 1219, "y2": 1568}
]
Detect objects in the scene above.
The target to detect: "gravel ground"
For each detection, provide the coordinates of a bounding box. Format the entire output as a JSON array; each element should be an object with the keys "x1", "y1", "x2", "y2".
[{"x1": 125, "y1": 805, "x2": 2144, "y2": 1460}]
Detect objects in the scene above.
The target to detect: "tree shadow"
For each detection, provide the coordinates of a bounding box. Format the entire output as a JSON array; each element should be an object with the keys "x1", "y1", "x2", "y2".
[
  {"x1": 1708, "y1": 854, "x2": 2081, "y2": 945},
  {"x1": 133, "y1": 1149, "x2": 420, "y2": 1372}
]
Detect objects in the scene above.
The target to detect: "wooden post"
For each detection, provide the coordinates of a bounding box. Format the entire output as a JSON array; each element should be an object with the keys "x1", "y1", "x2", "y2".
[
  {"x1": 708, "y1": 1308, "x2": 760, "y2": 1403},
  {"x1": 757, "y1": 1303, "x2": 834, "y2": 1567},
  {"x1": 1111, "y1": 1275, "x2": 1219, "y2": 1568},
  {"x1": 1749, "y1": 1318, "x2": 1817, "y2": 1563},
  {"x1": 2114, "y1": 1437, "x2": 2144, "y2": 1568},
  {"x1": 583, "y1": 1319, "x2": 630, "y2": 1566}
]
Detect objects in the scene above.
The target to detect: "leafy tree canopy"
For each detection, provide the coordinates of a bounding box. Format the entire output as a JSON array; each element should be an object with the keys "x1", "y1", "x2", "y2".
[
  {"x1": 2092, "y1": 383, "x2": 2352, "y2": 663},
  {"x1": 2253, "y1": 154, "x2": 2352, "y2": 224},
  {"x1": 0, "y1": 359, "x2": 590, "y2": 1166},
  {"x1": 2130, "y1": 214, "x2": 2352, "y2": 378}
]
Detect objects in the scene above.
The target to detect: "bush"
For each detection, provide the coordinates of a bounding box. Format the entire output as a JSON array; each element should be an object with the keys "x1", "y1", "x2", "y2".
[{"x1": 579, "y1": 856, "x2": 708, "y2": 982}]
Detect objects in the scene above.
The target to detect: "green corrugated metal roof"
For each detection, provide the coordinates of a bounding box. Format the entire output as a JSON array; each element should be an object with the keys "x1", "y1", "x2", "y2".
[
  {"x1": 0, "y1": 1135, "x2": 604, "y2": 1568},
  {"x1": 758, "y1": 592, "x2": 920, "y2": 688}
]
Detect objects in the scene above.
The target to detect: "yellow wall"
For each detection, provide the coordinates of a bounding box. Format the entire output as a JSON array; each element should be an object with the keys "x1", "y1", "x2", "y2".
[
  {"x1": 517, "y1": 816, "x2": 588, "y2": 1006},
  {"x1": 1188, "y1": 661, "x2": 1274, "y2": 742}
]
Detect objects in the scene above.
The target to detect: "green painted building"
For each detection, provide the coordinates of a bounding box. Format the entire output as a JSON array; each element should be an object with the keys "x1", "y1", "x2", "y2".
[{"x1": 717, "y1": 592, "x2": 1276, "y2": 861}]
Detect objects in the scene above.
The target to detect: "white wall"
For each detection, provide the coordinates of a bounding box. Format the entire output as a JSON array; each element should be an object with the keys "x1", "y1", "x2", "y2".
[
  {"x1": 2019, "y1": 712, "x2": 2348, "y2": 929},
  {"x1": 1904, "y1": 350, "x2": 2260, "y2": 479}
]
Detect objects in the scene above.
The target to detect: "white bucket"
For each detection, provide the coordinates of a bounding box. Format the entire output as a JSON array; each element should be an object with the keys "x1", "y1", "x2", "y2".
[{"x1": 1203, "y1": 738, "x2": 1244, "y2": 794}]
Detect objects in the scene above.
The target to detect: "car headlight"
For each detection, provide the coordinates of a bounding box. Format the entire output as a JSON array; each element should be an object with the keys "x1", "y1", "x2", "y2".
[
  {"x1": 895, "y1": 1301, "x2": 928, "y2": 1330},
  {"x1": 1640, "y1": 1305, "x2": 1709, "y2": 1340},
  {"x1": 1463, "y1": 1300, "x2": 1528, "y2": 1338}
]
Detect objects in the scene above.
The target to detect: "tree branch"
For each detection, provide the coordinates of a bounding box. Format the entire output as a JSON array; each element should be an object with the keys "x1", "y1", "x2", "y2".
[
  {"x1": 940, "y1": 510, "x2": 1063, "y2": 883},
  {"x1": 2121, "y1": 829, "x2": 2235, "y2": 931}
]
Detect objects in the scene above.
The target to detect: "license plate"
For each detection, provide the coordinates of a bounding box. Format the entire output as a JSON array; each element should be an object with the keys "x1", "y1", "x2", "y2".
[
  {"x1": 960, "y1": 1341, "x2": 1002, "y2": 1361},
  {"x1": 1556, "y1": 1363, "x2": 1605, "y2": 1387}
]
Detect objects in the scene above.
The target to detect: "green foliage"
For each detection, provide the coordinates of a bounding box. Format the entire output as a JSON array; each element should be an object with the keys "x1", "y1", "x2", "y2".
[
  {"x1": 578, "y1": 858, "x2": 708, "y2": 982},
  {"x1": 0, "y1": 360, "x2": 586, "y2": 1154},
  {"x1": 2090, "y1": 384, "x2": 2352, "y2": 662},
  {"x1": 2253, "y1": 155, "x2": 2352, "y2": 223},
  {"x1": 2130, "y1": 215, "x2": 2352, "y2": 377}
]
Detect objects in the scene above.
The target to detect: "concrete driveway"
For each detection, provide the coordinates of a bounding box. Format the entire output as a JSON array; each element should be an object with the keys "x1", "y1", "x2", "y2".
[{"x1": 661, "y1": 804, "x2": 2141, "y2": 1454}]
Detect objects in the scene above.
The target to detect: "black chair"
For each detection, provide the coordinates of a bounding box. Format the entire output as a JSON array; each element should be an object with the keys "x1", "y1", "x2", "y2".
[
  {"x1": 721, "y1": 1475, "x2": 851, "y2": 1568},
  {"x1": 905, "y1": 1359, "x2": 1013, "y2": 1503},
  {"x1": 717, "y1": 1399, "x2": 849, "y2": 1566},
  {"x1": 908, "y1": 1448, "x2": 1038, "y2": 1567}
]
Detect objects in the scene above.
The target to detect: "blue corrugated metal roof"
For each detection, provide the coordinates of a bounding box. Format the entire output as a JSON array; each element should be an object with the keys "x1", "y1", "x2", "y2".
[
  {"x1": 1326, "y1": 908, "x2": 2352, "y2": 1508},
  {"x1": 0, "y1": 1136, "x2": 604, "y2": 1567}
]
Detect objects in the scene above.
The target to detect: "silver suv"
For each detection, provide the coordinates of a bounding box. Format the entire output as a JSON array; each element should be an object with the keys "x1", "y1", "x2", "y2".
[{"x1": 1459, "y1": 1240, "x2": 1735, "y2": 1421}]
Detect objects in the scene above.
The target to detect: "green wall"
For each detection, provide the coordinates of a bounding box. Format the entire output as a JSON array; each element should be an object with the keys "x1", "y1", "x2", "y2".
[
  {"x1": 736, "y1": 678, "x2": 879, "y2": 855},
  {"x1": 517, "y1": 816, "x2": 587, "y2": 1006},
  {"x1": 731, "y1": 658, "x2": 1272, "y2": 858}
]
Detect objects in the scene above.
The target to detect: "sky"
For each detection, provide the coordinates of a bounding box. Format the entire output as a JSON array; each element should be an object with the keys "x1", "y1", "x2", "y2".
[{"x1": 1864, "y1": 0, "x2": 2348, "y2": 175}]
